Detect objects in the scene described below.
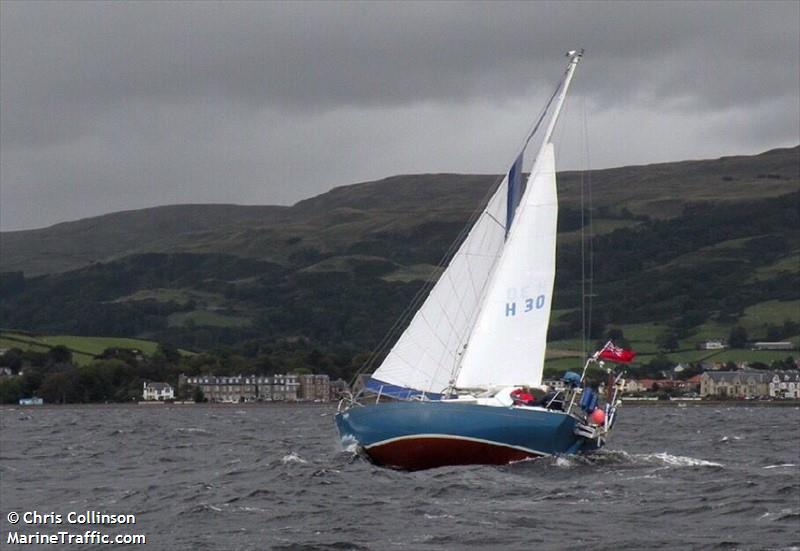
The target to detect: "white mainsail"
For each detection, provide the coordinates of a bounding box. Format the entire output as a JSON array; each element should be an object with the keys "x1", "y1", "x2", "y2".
[
  {"x1": 455, "y1": 143, "x2": 557, "y2": 388},
  {"x1": 367, "y1": 51, "x2": 581, "y2": 398}
]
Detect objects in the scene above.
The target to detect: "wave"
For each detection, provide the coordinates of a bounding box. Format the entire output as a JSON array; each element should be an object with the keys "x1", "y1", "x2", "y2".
[
  {"x1": 759, "y1": 508, "x2": 800, "y2": 522},
  {"x1": 542, "y1": 450, "x2": 723, "y2": 469},
  {"x1": 174, "y1": 427, "x2": 211, "y2": 435},
  {"x1": 281, "y1": 452, "x2": 307, "y2": 464},
  {"x1": 643, "y1": 452, "x2": 723, "y2": 468},
  {"x1": 554, "y1": 456, "x2": 575, "y2": 468},
  {"x1": 338, "y1": 434, "x2": 359, "y2": 454},
  {"x1": 182, "y1": 503, "x2": 223, "y2": 515}
]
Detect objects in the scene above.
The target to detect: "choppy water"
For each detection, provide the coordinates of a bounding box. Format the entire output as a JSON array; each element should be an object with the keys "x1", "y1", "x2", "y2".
[{"x1": 1, "y1": 404, "x2": 798, "y2": 550}]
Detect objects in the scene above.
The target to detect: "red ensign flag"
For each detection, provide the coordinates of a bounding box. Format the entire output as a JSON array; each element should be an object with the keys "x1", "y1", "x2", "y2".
[{"x1": 597, "y1": 342, "x2": 636, "y2": 363}]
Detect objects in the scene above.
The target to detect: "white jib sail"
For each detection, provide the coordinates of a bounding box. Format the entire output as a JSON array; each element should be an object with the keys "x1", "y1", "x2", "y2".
[
  {"x1": 455, "y1": 143, "x2": 558, "y2": 389},
  {"x1": 368, "y1": 176, "x2": 510, "y2": 396}
]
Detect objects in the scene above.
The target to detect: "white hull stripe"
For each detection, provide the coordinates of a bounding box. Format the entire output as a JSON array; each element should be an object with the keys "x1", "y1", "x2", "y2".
[{"x1": 364, "y1": 433, "x2": 550, "y2": 457}]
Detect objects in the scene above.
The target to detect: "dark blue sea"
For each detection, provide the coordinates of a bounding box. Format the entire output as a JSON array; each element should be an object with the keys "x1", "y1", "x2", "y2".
[{"x1": 1, "y1": 403, "x2": 798, "y2": 550}]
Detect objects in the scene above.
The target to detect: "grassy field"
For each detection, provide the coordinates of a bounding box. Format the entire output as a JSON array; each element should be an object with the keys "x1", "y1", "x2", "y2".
[
  {"x1": 740, "y1": 300, "x2": 800, "y2": 333},
  {"x1": 690, "y1": 321, "x2": 733, "y2": 342},
  {"x1": 0, "y1": 337, "x2": 53, "y2": 355},
  {"x1": 543, "y1": 356, "x2": 586, "y2": 374},
  {"x1": 2, "y1": 333, "x2": 109, "y2": 365},
  {"x1": 688, "y1": 349, "x2": 796, "y2": 364},
  {"x1": 558, "y1": 218, "x2": 643, "y2": 244},
  {"x1": 112, "y1": 287, "x2": 227, "y2": 308},
  {"x1": 40, "y1": 335, "x2": 162, "y2": 356},
  {"x1": 166, "y1": 311, "x2": 252, "y2": 328},
  {"x1": 749, "y1": 251, "x2": 800, "y2": 281},
  {"x1": 545, "y1": 312, "x2": 798, "y2": 372},
  {"x1": 383, "y1": 263, "x2": 442, "y2": 283},
  {"x1": 0, "y1": 332, "x2": 178, "y2": 366}
]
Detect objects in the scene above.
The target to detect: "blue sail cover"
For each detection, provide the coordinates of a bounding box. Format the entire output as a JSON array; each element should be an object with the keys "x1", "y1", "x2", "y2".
[
  {"x1": 365, "y1": 378, "x2": 444, "y2": 401},
  {"x1": 505, "y1": 152, "x2": 524, "y2": 238}
]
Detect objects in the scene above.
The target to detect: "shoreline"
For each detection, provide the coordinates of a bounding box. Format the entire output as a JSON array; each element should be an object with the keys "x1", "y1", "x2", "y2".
[
  {"x1": 5, "y1": 400, "x2": 800, "y2": 409},
  {"x1": 621, "y1": 400, "x2": 800, "y2": 407}
]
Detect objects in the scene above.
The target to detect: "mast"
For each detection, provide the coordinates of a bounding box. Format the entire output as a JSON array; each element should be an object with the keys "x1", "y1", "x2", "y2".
[
  {"x1": 540, "y1": 50, "x2": 583, "y2": 147},
  {"x1": 364, "y1": 50, "x2": 584, "y2": 399},
  {"x1": 452, "y1": 49, "x2": 583, "y2": 389}
]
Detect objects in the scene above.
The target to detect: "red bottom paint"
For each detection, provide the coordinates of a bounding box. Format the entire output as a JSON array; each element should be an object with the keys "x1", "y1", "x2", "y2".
[{"x1": 365, "y1": 437, "x2": 542, "y2": 471}]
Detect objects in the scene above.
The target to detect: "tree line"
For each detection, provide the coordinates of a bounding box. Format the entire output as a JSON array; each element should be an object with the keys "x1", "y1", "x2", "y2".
[{"x1": 0, "y1": 340, "x2": 362, "y2": 404}]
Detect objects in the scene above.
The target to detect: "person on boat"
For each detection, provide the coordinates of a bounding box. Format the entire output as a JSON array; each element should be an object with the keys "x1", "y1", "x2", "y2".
[
  {"x1": 531, "y1": 371, "x2": 578, "y2": 411},
  {"x1": 532, "y1": 389, "x2": 564, "y2": 411},
  {"x1": 561, "y1": 371, "x2": 581, "y2": 388},
  {"x1": 580, "y1": 382, "x2": 599, "y2": 414},
  {"x1": 510, "y1": 386, "x2": 535, "y2": 406}
]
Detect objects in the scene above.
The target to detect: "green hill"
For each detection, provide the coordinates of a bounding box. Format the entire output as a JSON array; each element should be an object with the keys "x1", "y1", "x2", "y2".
[
  {"x1": 1, "y1": 146, "x2": 798, "y2": 374},
  {"x1": 3, "y1": 147, "x2": 797, "y2": 277}
]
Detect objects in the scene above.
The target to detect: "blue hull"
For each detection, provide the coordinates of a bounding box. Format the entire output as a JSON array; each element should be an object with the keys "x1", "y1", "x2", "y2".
[{"x1": 336, "y1": 402, "x2": 598, "y2": 470}]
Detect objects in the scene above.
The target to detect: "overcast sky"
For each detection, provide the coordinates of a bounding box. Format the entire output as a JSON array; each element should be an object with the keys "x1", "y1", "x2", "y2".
[{"x1": 1, "y1": 1, "x2": 798, "y2": 231}]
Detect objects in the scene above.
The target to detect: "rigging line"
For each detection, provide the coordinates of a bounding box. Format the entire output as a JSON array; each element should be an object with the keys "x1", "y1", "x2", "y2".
[
  {"x1": 450, "y1": 74, "x2": 574, "y2": 387},
  {"x1": 485, "y1": 211, "x2": 505, "y2": 230},
  {"x1": 582, "y1": 94, "x2": 595, "y2": 350},
  {"x1": 451, "y1": 252, "x2": 501, "y2": 383},
  {"x1": 389, "y1": 339, "x2": 445, "y2": 386},
  {"x1": 580, "y1": 94, "x2": 587, "y2": 362},
  {"x1": 451, "y1": 212, "x2": 504, "y2": 353},
  {"x1": 348, "y1": 182, "x2": 504, "y2": 388},
  {"x1": 457, "y1": 209, "x2": 505, "y2": 328},
  {"x1": 349, "y1": 63, "x2": 571, "y2": 389},
  {"x1": 365, "y1": 276, "x2": 469, "y2": 392},
  {"x1": 350, "y1": 272, "x2": 436, "y2": 386},
  {"x1": 451, "y1": 252, "x2": 497, "y2": 380},
  {"x1": 521, "y1": 70, "x2": 567, "y2": 151},
  {"x1": 432, "y1": 271, "x2": 474, "y2": 355}
]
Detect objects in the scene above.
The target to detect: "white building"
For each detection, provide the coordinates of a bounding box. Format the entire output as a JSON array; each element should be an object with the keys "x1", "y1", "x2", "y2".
[
  {"x1": 179, "y1": 374, "x2": 299, "y2": 402},
  {"x1": 769, "y1": 372, "x2": 800, "y2": 399},
  {"x1": 623, "y1": 380, "x2": 647, "y2": 394},
  {"x1": 700, "y1": 371, "x2": 772, "y2": 398},
  {"x1": 753, "y1": 342, "x2": 794, "y2": 351},
  {"x1": 142, "y1": 382, "x2": 174, "y2": 401},
  {"x1": 701, "y1": 340, "x2": 726, "y2": 350}
]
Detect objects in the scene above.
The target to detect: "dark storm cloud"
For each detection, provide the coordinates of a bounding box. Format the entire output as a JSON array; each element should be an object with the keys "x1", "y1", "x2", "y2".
[{"x1": 1, "y1": 1, "x2": 798, "y2": 230}]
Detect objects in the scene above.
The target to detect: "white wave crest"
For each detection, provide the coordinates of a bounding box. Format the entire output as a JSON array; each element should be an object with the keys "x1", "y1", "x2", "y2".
[
  {"x1": 281, "y1": 452, "x2": 307, "y2": 464},
  {"x1": 174, "y1": 427, "x2": 210, "y2": 434},
  {"x1": 763, "y1": 464, "x2": 797, "y2": 469},
  {"x1": 339, "y1": 434, "x2": 359, "y2": 453},
  {"x1": 644, "y1": 452, "x2": 723, "y2": 468},
  {"x1": 554, "y1": 456, "x2": 575, "y2": 468}
]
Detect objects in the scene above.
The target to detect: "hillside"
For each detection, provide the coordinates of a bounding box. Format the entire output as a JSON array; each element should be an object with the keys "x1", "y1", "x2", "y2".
[
  {"x1": 3, "y1": 147, "x2": 797, "y2": 277},
  {"x1": 0, "y1": 331, "x2": 173, "y2": 366},
  {"x1": 1, "y1": 146, "x2": 798, "y2": 377},
  {"x1": 0, "y1": 204, "x2": 288, "y2": 276}
]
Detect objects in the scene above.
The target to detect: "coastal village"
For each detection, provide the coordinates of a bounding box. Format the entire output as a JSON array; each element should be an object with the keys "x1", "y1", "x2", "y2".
[
  {"x1": 134, "y1": 339, "x2": 800, "y2": 404},
  {"x1": 134, "y1": 363, "x2": 800, "y2": 405},
  {"x1": 142, "y1": 373, "x2": 349, "y2": 403},
  {"x1": 2, "y1": 338, "x2": 798, "y2": 405}
]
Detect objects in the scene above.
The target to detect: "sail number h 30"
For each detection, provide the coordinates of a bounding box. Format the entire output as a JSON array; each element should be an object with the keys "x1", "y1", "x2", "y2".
[{"x1": 505, "y1": 295, "x2": 546, "y2": 316}]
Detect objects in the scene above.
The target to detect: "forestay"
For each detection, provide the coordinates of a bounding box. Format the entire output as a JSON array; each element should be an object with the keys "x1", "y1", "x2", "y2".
[
  {"x1": 366, "y1": 174, "x2": 510, "y2": 398},
  {"x1": 367, "y1": 51, "x2": 581, "y2": 399}
]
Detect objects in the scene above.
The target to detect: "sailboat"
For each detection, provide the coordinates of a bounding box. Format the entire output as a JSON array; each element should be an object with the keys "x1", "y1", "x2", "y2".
[{"x1": 336, "y1": 50, "x2": 625, "y2": 471}]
